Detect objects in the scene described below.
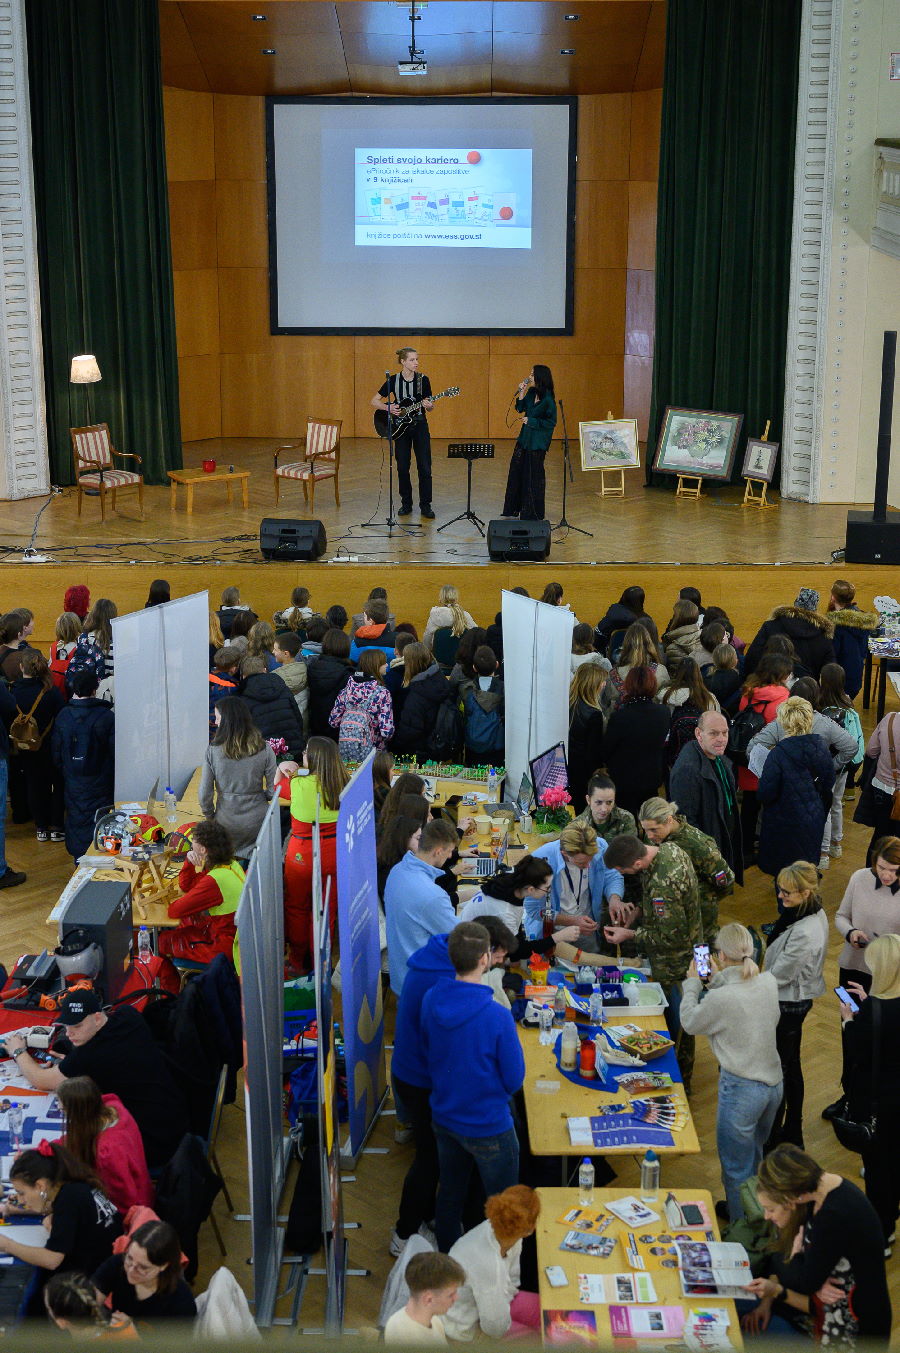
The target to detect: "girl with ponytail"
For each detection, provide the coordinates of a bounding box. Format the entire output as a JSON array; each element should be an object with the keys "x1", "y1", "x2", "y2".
[
  {"x1": 423, "y1": 583, "x2": 476, "y2": 648},
  {"x1": 680, "y1": 922, "x2": 783, "y2": 1223}
]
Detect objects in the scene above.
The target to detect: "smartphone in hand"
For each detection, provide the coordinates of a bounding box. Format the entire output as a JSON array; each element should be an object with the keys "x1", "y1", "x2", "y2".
[
  {"x1": 693, "y1": 943, "x2": 711, "y2": 979},
  {"x1": 834, "y1": 985, "x2": 859, "y2": 1013}
]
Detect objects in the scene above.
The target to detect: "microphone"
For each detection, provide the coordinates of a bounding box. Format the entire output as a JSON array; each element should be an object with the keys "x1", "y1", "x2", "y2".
[{"x1": 385, "y1": 371, "x2": 392, "y2": 379}]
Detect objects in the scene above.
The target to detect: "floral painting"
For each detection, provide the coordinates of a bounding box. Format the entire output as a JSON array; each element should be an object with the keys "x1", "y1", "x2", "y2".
[
  {"x1": 579, "y1": 419, "x2": 640, "y2": 471},
  {"x1": 653, "y1": 407, "x2": 743, "y2": 481}
]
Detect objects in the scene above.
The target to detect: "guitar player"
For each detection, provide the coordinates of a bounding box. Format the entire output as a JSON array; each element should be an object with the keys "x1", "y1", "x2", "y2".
[{"x1": 371, "y1": 347, "x2": 435, "y2": 519}]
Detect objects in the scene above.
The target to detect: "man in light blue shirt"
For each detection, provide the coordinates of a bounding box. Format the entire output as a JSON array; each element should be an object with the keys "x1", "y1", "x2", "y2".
[
  {"x1": 385, "y1": 818, "x2": 459, "y2": 995},
  {"x1": 523, "y1": 821, "x2": 625, "y2": 948}
]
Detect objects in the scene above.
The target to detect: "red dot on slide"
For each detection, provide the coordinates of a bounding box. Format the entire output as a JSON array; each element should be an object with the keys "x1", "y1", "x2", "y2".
[
  {"x1": 499, "y1": 206, "x2": 514, "y2": 220},
  {"x1": 466, "y1": 151, "x2": 481, "y2": 164}
]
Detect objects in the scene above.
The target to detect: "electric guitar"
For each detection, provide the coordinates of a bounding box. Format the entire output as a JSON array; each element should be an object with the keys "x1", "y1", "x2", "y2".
[{"x1": 374, "y1": 385, "x2": 460, "y2": 439}]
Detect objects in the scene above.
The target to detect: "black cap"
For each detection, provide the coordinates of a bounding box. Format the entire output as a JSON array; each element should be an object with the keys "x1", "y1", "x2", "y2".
[{"x1": 55, "y1": 989, "x2": 103, "y2": 1026}]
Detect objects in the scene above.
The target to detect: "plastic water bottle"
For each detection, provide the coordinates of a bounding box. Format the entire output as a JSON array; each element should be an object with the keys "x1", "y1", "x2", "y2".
[
  {"x1": 487, "y1": 766, "x2": 498, "y2": 799},
  {"x1": 538, "y1": 1005, "x2": 554, "y2": 1045},
  {"x1": 578, "y1": 1157, "x2": 595, "y2": 1206},
  {"x1": 589, "y1": 984, "x2": 605, "y2": 1025},
  {"x1": 164, "y1": 786, "x2": 177, "y2": 825},
  {"x1": 640, "y1": 1149, "x2": 660, "y2": 1202},
  {"x1": 137, "y1": 926, "x2": 152, "y2": 964},
  {"x1": 553, "y1": 983, "x2": 567, "y2": 1029}
]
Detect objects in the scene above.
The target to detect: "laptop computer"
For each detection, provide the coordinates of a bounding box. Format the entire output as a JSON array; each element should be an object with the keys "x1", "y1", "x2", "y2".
[
  {"x1": 460, "y1": 829, "x2": 510, "y2": 879},
  {"x1": 529, "y1": 742, "x2": 570, "y2": 803}
]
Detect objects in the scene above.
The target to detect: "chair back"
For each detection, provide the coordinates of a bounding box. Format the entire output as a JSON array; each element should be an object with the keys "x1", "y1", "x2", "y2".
[
  {"x1": 71, "y1": 423, "x2": 113, "y2": 473},
  {"x1": 306, "y1": 417, "x2": 341, "y2": 464},
  {"x1": 432, "y1": 627, "x2": 461, "y2": 671}
]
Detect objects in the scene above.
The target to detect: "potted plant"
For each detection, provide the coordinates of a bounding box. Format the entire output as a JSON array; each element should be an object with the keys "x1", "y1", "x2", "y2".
[{"x1": 534, "y1": 785, "x2": 571, "y2": 837}]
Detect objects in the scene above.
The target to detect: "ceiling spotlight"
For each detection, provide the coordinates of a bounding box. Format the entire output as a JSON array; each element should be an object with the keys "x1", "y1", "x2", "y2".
[
  {"x1": 251, "y1": 13, "x2": 267, "y2": 20},
  {"x1": 261, "y1": 48, "x2": 276, "y2": 55},
  {"x1": 564, "y1": 13, "x2": 580, "y2": 19},
  {"x1": 560, "y1": 48, "x2": 576, "y2": 55}
]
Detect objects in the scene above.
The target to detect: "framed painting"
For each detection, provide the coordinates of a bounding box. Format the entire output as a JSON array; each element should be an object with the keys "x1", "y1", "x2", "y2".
[
  {"x1": 653, "y1": 407, "x2": 743, "y2": 481},
  {"x1": 741, "y1": 439, "x2": 779, "y2": 483},
  {"x1": 579, "y1": 419, "x2": 640, "y2": 471}
]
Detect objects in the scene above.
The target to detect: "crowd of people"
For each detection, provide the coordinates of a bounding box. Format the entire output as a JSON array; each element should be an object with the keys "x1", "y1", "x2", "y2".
[{"x1": 0, "y1": 572, "x2": 895, "y2": 1341}]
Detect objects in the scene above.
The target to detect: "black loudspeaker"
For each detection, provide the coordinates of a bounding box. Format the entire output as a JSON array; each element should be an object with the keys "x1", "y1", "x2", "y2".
[
  {"x1": 60, "y1": 879, "x2": 133, "y2": 1004},
  {"x1": 259, "y1": 517, "x2": 327, "y2": 561},
  {"x1": 486, "y1": 518, "x2": 551, "y2": 562},
  {"x1": 844, "y1": 511, "x2": 900, "y2": 564}
]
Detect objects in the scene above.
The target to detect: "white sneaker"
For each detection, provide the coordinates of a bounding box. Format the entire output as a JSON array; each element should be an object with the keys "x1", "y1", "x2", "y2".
[
  {"x1": 829, "y1": 843, "x2": 843, "y2": 858},
  {"x1": 819, "y1": 854, "x2": 830, "y2": 870},
  {"x1": 389, "y1": 1230, "x2": 405, "y2": 1257},
  {"x1": 394, "y1": 1124, "x2": 414, "y2": 1144}
]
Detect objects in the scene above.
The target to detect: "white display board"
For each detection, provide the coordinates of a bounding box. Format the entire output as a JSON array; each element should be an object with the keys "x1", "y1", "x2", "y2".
[
  {"x1": 501, "y1": 589, "x2": 575, "y2": 793},
  {"x1": 112, "y1": 591, "x2": 209, "y2": 802}
]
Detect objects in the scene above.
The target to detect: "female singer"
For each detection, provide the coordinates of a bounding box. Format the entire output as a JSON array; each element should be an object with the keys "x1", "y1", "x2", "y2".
[{"x1": 501, "y1": 365, "x2": 557, "y2": 520}]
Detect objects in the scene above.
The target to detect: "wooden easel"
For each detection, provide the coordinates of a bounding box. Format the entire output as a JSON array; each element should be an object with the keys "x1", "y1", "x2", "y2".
[
  {"x1": 675, "y1": 475, "x2": 704, "y2": 499},
  {"x1": 740, "y1": 419, "x2": 778, "y2": 509},
  {"x1": 597, "y1": 412, "x2": 626, "y2": 496}
]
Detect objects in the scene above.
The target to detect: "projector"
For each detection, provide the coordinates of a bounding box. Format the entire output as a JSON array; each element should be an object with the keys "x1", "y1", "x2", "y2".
[{"x1": 397, "y1": 60, "x2": 428, "y2": 75}]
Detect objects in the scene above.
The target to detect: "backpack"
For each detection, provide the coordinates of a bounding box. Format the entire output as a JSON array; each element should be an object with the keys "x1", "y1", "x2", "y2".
[
  {"x1": 338, "y1": 695, "x2": 377, "y2": 762},
  {"x1": 464, "y1": 689, "x2": 503, "y2": 757},
  {"x1": 63, "y1": 709, "x2": 108, "y2": 777},
  {"x1": 423, "y1": 697, "x2": 464, "y2": 762},
  {"x1": 821, "y1": 704, "x2": 849, "y2": 730},
  {"x1": 663, "y1": 704, "x2": 700, "y2": 769},
  {"x1": 9, "y1": 689, "x2": 48, "y2": 752},
  {"x1": 65, "y1": 634, "x2": 107, "y2": 691},
  {"x1": 727, "y1": 696, "x2": 768, "y2": 767},
  {"x1": 49, "y1": 642, "x2": 74, "y2": 696}
]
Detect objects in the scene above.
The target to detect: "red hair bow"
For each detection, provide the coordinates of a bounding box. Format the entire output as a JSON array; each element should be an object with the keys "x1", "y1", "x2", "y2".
[{"x1": 36, "y1": 1139, "x2": 55, "y2": 1158}]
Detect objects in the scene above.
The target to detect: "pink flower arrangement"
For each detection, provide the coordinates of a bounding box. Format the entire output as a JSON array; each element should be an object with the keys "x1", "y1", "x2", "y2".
[
  {"x1": 267, "y1": 736, "x2": 289, "y2": 758},
  {"x1": 535, "y1": 785, "x2": 572, "y2": 831},
  {"x1": 540, "y1": 786, "x2": 571, "y2": 809}
]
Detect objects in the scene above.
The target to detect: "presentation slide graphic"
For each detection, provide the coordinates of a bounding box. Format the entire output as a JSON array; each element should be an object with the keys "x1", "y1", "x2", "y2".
[{"x1": 355, "y1": 147, "x2": 532, "y2": 248}]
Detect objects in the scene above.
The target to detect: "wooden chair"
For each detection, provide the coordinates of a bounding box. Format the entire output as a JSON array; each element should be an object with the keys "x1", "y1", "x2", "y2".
[
  {"x1": 70, "y1": 423, "x2": 143, "y2": 521},
  {"x1": 273, "y1": 417, "x2": 342, "y2": 511}
]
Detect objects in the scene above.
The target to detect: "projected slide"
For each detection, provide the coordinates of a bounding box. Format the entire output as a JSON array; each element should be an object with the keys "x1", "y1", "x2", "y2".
[{"x1": 355, "y1": 148, "x2": 532, "y2": 248}]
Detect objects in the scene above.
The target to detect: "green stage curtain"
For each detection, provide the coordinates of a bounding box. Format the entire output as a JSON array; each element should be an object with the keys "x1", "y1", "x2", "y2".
[
  {"x1": 26, "y1": 0, "x2": 180, "y2": 486},
  {"x1": 647, "y1": 0, "x2": 801, "y2": 487}
]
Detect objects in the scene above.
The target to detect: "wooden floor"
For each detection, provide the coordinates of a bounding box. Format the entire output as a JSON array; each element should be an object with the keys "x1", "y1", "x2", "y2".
[{"x1": 6, "y1": 684, "x2": 900, "y2": 1336}]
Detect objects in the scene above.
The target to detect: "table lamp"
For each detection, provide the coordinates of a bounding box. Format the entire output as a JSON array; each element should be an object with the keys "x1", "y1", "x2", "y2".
[{"x1": 70, "y1": 353, "x2": 102, "y2": 424}]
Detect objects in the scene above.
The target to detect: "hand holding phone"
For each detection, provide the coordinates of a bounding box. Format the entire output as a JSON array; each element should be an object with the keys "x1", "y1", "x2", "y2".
[
  {"x1": 834, "y1": 985, "x2": 859, "y2": 1013},
  {"x1": 693, "y1": 943, "x2": 711, "y2": 979}
]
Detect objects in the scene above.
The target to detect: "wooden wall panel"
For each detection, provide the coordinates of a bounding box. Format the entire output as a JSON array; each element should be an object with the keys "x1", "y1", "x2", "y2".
[
  {"x1": 163, "y1": 88, "x2": 215, "y2": 182},
  {"x1": 215, "y1": 180, "x2": 268, "y2": 268},
  {"x1": 627, "y1": 180, "x2": 658, "y2": 271},
  {"x1": 221, "y1": 344, "x2": 356, "y2": 438},
  {"x1": 626, "y1": 269, "x2": 655, "y2": 358},
  {"x1": 624, "y1": 354, "x2": 654, "y2": 442},
  {"x1": 178, "y1": 354, "x2": 221, "y2": 442},
  {"x1": 213, "y1": 94, "x2": 266, "y2": 181},
  {"x1": 575, "y1": 180, "x2": 630, "y2": 268},
  {"x1": 168, "y1": 181, "x2": 217, "y2": 271},
  {"x1": 173, "y1": 270, "x2": 220, "y2": 357},
  {"x1": 630, "y1": 88, "x2": 663, "y2": 181},
  {"x1": 218, "y1": 268, "x2": 272, "y2": 354},
  {"x1": 577, "y1": 94, "x2": 632, "y2": 181}
]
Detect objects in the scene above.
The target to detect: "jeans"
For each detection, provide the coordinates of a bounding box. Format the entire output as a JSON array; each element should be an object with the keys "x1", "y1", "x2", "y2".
[
  {"x1": 392, "y1": 1075, "x2": 439, "y2": 1240},
  {"x1": 434, "y1": 1123, "x2": 519, "y2": 1251},
  {"x1": 717, "y1": 1068, "x2": 782, "y2": 1221},
  {"x1": 821, "y1": 769, "x2": 848, "y2": 854},
  {"x1": 0, "y1": 757, "x2": 7, "y2": 873},
  {"x1": 394, "y1": 419, "x2": 432, "y2": 508},
  {"x1": 766, "y1": 1001, "x2": 812, "y2": 1148},
  {"x1": 664, "y1": 980, "x2": 695, "y2": 1087}
]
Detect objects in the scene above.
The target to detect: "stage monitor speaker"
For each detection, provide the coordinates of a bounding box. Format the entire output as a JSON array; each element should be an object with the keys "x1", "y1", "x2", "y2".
[
  {"x1": 60, "y1": 878, "x2": 133, "y2": 1004},
  {"x1": 260, "y1": 517, "x2": 327, "y2": 561},
  {"x1": 845, "y1": 511, "x2": 900, "y2": 564},
  {"x1": 486, "y1": 518, "x2": 551, "y2": 562}
]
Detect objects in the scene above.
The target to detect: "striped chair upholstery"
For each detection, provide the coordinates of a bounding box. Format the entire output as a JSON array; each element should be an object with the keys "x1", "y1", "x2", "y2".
[
  {"x1": 70, "y1": 423, "x2": 143, "y2": 521},
  {"x1": 273, "y1": 417, "x2": 342, "y2": 510}
]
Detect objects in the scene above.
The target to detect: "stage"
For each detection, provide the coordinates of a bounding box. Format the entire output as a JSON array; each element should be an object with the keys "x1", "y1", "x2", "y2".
[{"x1": 0, "y1": 435, "x2": 884, "y2": 648}]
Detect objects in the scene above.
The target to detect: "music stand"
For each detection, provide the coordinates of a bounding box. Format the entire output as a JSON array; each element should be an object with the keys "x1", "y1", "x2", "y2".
[{"x1": 438, "y1": 443, "x2": 495, "y2": 536}]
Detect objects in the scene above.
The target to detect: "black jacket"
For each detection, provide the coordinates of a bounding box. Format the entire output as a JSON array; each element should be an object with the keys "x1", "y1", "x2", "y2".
[
  {"x1": 602, "y1": 698, "x2": 671, "y2": 820},
  {"x1": 307, "y1": 654, "x2": 354, "y2": 739},
  {"x1": 392, "y1": 664, "x2": 449, "y2": 754},
  {"x1": 567, "y1": 699, "x2": 606, "y2": 805},
  {"x1": 239, "y1": 673, "x2": 305, "y2": 753},
  {"x1": 51, "y1": 697, "x2": 115, "y2": 857},
  {"x1": 744, "y1": 606, "x2": 836, "y2": 680},
  {"x1": 757, "y1": 733, "x2": 834, "y2": 877},
  {"x1": 669, "y1": 739, "x2": 743, "y2": 883},
  {"x1": 830, "y1": 605, "x2": 879, "y2": 699},
  {"x1": 9, "y1": 677, "x2": 65, "y2": 748},
  {"x1": 594, "y1": 604, "x2": 648, "y2": 657}
]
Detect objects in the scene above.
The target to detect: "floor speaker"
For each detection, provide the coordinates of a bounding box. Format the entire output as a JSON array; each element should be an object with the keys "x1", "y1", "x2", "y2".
[
  {"x1": 260, "y1": 517, "x2": 327, "y2": 561},
  {"x1": 845, "y1": 511, "x2": 900, "y2": 564},
  {"x1": 486, "y1": 518, "x2": 551, "y2": 562}
]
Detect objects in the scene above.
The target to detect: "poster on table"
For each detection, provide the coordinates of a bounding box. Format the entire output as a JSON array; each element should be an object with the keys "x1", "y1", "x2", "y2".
[
  {"x1": 336, "y1": 753, "x2": 387, "y2": 1161},
  {"x1": 501, "y1": 590, "x2": 575, "y2": 796},
  {"x1": 112, "y1": 591, "x2": 209, "y2": 802}
]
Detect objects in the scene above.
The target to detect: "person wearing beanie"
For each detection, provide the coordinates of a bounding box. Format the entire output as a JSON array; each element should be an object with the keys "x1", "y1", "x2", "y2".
[{"x1": 743, "y1": 587, "x2": 836, "y2": 680}]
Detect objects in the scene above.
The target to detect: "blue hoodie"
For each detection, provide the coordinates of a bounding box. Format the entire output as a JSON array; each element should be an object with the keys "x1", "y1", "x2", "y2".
[
  {"x1": 421, "y1": 977, "x2": 525, "y2": 1137},
  {"x1": 385, "y1": 851, "x2": 458, "y2": 995},
  {"x1": 392, "y1": 934, "x2": 455, "y2": 1089}
]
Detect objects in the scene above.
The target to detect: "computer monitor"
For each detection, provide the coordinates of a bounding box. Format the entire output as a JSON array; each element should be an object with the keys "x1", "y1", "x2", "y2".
[{"x1": 529, "y1": 742, "x2": 569, "y2": 804}]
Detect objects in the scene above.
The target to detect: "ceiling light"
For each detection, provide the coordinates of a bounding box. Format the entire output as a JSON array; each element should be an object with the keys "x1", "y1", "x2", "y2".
[
  {"x1": 560, "y1": 48, "x2": 576, "y2": 55},
  {"x1": 262, "y1": 48, "x2": 276, "y2": 55},
  {"x1": 251, "y1": 13, "x2": 267, "y2": 20},
  {"x1": 564, "y1": 13, "x2": 580, "y2": 19}
]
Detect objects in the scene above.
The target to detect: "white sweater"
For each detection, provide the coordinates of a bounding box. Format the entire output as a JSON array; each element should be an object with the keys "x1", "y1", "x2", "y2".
[
  {"x1": 680, "y1": 967, "x2": 782, "y2": 1085},
  {"x1": 763, "y1": 910, "x2": 829, "y2": 1003},
  {"x1": 443, "y1": 1221, "x2": 521, "y2": 1341}
]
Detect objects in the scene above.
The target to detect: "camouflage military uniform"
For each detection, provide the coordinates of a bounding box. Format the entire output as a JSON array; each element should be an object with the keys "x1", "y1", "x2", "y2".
[
  {"x1": 668, "y1": 816, "x2": 734, "y2": 943},
  {"x1": 631, "y1": 840, "x2": 703, "y2": 1089}
]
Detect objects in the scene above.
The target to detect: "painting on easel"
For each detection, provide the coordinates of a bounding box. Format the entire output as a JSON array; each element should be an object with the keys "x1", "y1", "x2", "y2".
[
  {"x1": 653, "y1": 407, "x2": 743, "y2": 481},
  {"x1": 741, "y1": 439, "x2": 779, "y2": 483},
  {"x1": 579, "y1": 419, "x2": 640, "y2": 472}
]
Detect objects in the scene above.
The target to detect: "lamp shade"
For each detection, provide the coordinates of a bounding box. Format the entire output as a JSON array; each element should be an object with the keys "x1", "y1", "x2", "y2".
[{"x1": 70, "y1": 354, "x2": 102, "y2": 384}]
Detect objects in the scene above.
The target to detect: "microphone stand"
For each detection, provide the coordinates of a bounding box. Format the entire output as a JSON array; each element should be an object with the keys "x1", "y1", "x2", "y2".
[
  {"x1": 552, "y1": 397, "x2": 592, "y2": 537},
  {"x1": 384, "y1": 370, "x2": 399, "y2": 533}
]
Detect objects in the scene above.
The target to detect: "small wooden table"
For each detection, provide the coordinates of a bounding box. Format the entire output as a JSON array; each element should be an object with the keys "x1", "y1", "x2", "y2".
[{"x1": 168, "y1": 466, "x2": 250, "y2": 513}]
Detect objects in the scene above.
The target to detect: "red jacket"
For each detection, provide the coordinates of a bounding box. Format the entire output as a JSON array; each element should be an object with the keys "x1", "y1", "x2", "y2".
[
  {"x1": 737, "y1": 683, "x2": 790, "y2": 790},
  {"x1": 158, "y1": 861, "x2": 240, "y2": 964}
]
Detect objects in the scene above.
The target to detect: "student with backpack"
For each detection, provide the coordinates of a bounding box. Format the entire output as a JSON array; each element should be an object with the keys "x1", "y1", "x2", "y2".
[
  {"x1": 10, "y1": 652, "x2": 65, "y2": 842},
  {"x1": 328, "y1": 648, "x2": 394, "y2": 762},
  {"x1": 391, "y1": 642, "x2": 454, "y2": 758},
  {"x1": 51, "y1": 670, "x2": 115, "y2": 861},
  {"x1": 818, "y1": 662, "x2": 864, "y2": 863},
  {"x1": 459, "y1": 646, "x2": 504, "y2": 766},
  {"x1": 208, "y1": 646, "x2": 241, "y2": 736},
  {"x1": 48, "y1": 613, "x2": 81, "y2": 696},
  {"x1": 66, "y1": 599, "x2": 117, "y2": 703}
]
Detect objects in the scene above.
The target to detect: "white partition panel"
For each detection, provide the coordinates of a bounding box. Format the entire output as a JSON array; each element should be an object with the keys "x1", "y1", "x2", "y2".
[
  {"x1": 501, "y1": 589, "x2": 575, "y2": 793},
  {"x1": 112, "y1": 591, "x2": 209, "y2": 802}
]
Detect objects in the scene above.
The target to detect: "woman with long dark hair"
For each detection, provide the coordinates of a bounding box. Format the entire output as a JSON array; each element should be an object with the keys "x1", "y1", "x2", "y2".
[
  {"x1": 200, "y1": 696, "x2": 277, "y2": 858},
  {"x1": 58, "y1": 1076, "x2": 152, "y2": 1214},
  {"x1": 92, "y1": 1219, "x2": 196, "y2": 1324},
  {"x1": 159, "y1": 818, "x2": 245, "y2": 968},
  {"x1": 501, "y1": 364, "x2": 557, "y2": 520}
]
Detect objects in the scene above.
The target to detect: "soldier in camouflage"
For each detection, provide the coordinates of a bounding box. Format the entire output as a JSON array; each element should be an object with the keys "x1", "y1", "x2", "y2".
[
  {"x1": 602, "y1": 833, "x2": 704, "y2": 1090},
  {"x1": 638, "y1": 796, "x2": 735, "y2": 943}
]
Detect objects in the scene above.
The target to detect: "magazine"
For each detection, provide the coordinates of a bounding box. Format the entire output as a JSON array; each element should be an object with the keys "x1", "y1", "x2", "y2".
[
  {"x1": 675, "y1": 1241, "x2": 751, "y2": 1298},
  {"x1": 542, "y1": 1308, "x2": 598, "y2": 1344},
  {"x1": 604, "y1": 1195, "x2": 661, "y2": 1227},
  {"x1": 609, "y1": 1305, "x2": 685, "y2": 1339},
  {"x1": 556, "y1": 1205, "x2": 615, "y2": 1234},
  {"x1": 577, "y1": 1271, "x2": 658, "y2": 1305},
  {"x1": 616, "y1": 1071, "x2": 677, "y2": 1097},
  {"x1": 560, "y1": 1230, "x2": 617, "y2": 1258}
]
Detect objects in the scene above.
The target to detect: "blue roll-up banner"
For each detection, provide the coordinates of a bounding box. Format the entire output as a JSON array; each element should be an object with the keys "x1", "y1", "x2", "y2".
[{"x1": 336, "y1": 753, "x2": 387, "y2": 1158}]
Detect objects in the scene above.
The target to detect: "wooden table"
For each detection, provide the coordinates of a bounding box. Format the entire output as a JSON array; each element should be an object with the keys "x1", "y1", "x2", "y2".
[
  {"x1": 168, "y1": 466, "x2": 250, "y2": 513},
  {"x1": 536, "y1": 1186, "x2": 742, "y2": 1346},
  {"x1": 519, "y1": 1014, "x2": 699, "y2": 1171}
]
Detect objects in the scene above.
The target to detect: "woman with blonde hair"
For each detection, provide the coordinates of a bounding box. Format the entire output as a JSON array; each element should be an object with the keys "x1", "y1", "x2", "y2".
[
  {"x1": 423, "y1": 583, "x2": 476, "y2": 648},
  {"x1": 445, "y1": 1186, "x2": 543, "y2": 1339},
  {"x1": 602, "y1": 619, "x2": 669, "y2": 715},
  {"x1": 208, "y1": 609, "x2": 224, "y2": 665},
  {"x1": 762, "y1": 861, "x2": 828, "y2": 1149},
  {"x1": 567, "y1": 663, "x2": 607, "y2": 805},
  {"x1": 638, "y1": 796, "x2": 734, "y2": 943},
  {"x1": 680, "y1": 921, "x2": 782, "y2": 1221},
  {"x1": 757, "y1": 698, "x2": 835, "y2": 883},
  {"x1": 525, "y1": 822, "x2": 625, "y2": 954}
]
